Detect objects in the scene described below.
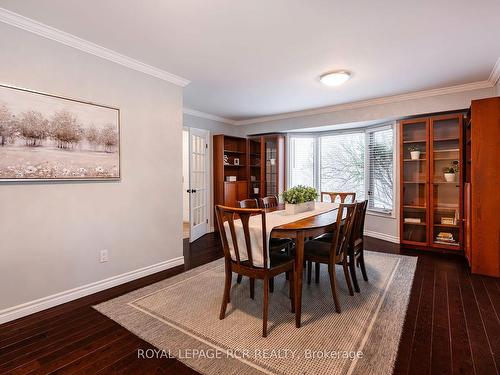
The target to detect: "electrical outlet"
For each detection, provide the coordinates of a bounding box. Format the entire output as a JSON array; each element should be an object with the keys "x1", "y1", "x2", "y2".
[{"x1": 100, "y1": 249, "x2": 108, "y2": 263}]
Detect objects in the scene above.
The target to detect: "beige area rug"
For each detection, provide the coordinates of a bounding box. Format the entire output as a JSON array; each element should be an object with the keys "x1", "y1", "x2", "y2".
[{"x1": 95, "y1": 251, "x2": 417, "y2": 375}]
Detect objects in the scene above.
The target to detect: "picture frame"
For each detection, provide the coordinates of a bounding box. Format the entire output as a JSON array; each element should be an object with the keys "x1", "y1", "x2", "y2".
[
  {"x1": 0, "y1": 83, "x2": 120, "y2": 181},
  {"x1": 233, "y1": 158, "x2": 239, "y2": 165}
]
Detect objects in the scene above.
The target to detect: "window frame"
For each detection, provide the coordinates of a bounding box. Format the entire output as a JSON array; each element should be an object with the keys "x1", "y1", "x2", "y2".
[{"x1": 287, "y1": 122, "x2": 396, "y2": 217}]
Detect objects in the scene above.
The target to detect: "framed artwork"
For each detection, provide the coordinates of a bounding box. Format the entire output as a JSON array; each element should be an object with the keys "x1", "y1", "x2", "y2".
[{"x1": 0, "y1": 84, "x2": 120, "y2": 181}]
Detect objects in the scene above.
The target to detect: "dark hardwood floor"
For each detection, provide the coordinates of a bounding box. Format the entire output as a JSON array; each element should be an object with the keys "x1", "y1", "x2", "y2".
[{"x1": 0, "y1": 234, "x2": 498, "y2": 374}]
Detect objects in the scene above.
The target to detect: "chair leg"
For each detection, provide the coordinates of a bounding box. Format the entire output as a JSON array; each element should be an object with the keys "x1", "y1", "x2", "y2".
[
  {"x1": 263, "y1": 276, "x2": 269, "y2": 337},
  {"x1": 307, "y1": 260, "x2": 312, "y2": 285},
  {"x1": 342, "y1": 258, "x2": 354, "y2": 296},
  {"x1": 250, "y1": 277, "x2": 255, "y2": 300},
  {"x1": 328, "y1": 264, "x2": 341, "y2": 313},
  {"x1": 349, "y1": 256, "x2": 360, "y2": 293},
  {"x1": 315, "y1": 262, "x2": 320, "y2": 284},
  {"x1": 288, "y1": 271, "x2": 295, "y2": 313},
  {"x1": 270, "y1": 277, "x2": 274, "y2": 293},
  {"x1": 359, "y1": 251, "x2": 369, "y2": 281},
  {"x1": 219, "y1": 268, "x2": 232, "y2": 319},
  {"x1": 236, "y1": 274, "x2": 243, "y2": 284}
]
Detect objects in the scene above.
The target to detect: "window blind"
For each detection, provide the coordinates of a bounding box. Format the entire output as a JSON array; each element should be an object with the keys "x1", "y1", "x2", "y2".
[{"x1": 367, "y1": 127, "x2": 394, "y2": 212}]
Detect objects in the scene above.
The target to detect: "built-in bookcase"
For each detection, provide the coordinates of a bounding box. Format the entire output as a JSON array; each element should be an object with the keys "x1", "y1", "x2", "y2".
[{"x1": 400, "y1": 113, "x2": 463, "y2": 251}]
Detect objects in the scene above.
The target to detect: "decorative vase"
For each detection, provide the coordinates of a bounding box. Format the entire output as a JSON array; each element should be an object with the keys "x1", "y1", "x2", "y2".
[
  {"x1": 284, "y1": 201, "x2": 315, "y2": 215},
  {"x1": 444, "y1": 173, "x2": 455, "y2": 182},
  {"x1": 410, "y1": 151, "x2": 420, "y2": 160}
]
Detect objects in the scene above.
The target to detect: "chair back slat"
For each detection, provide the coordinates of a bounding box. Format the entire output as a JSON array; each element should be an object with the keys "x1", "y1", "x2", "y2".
[
  {"x1": 239, "y1": 199, "x2": 259, "y2": 208},
  {"x1": 260, "y1": 195, "x2": 278, "y2": 208},
  {"x1": 215, "y1": 205, "x2": 269, "y2": 269},
  {"x1": 350, "y1": 200, "x2": 368, "y2": 247},
  {"x1": 321, "y1": 192, "x2": 356, "y2": 204},
  {"x1": 329, "y1": 203, "x2": 357, "y2": 263}
]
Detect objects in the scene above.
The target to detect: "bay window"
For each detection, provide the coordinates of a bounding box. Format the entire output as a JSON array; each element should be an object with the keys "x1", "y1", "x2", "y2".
[{"x1": 287, "y1": 123, "x2": 395, "y2": 215}]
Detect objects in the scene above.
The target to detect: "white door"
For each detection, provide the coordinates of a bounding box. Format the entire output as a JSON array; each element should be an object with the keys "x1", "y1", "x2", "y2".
[{"x1": 188, "y1": 128, "x2": 209, "y2": 242}]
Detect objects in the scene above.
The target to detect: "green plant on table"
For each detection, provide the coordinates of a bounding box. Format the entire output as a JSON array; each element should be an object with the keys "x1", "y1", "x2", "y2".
[{"x1": 281, "y1": 185, "x2": 318, "y2": 204}]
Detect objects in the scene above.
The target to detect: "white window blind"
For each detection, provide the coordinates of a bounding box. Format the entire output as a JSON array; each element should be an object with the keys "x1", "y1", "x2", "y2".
[
  {"x1": 367, "y1": 127, "x2": 394, "y2": 212},
  {"x1": 289, "y1": 137, "x2": 315, "y2": 188}
]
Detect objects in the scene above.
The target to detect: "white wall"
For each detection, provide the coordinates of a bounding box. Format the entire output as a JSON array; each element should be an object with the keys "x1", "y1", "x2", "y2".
[
  {"x1": 0, "y1": 23, "x2": 183, "y2": 318},
  {"x1": 496, "y1": 80, "x2": 500, "y2": 96}
]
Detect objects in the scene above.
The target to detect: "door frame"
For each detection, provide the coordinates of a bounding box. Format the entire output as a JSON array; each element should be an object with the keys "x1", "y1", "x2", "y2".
[{"x1": 183, "y1": 126, "x2": 211, "y2": 242}]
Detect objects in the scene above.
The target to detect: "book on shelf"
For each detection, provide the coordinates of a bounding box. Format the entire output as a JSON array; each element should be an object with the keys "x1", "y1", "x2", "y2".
[{"x1": 404, "y1": 218, "x2": 421, "y2": 223}]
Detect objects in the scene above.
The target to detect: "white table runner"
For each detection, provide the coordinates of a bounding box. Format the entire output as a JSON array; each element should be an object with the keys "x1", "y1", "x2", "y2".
[{"x1": 223, "y1": 202, "x2": 339, "y2": 267}]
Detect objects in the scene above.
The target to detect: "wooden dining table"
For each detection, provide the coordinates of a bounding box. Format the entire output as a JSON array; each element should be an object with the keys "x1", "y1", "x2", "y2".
[{"x1": 265, "y1": 204, "x2": 340, "y2": 328}]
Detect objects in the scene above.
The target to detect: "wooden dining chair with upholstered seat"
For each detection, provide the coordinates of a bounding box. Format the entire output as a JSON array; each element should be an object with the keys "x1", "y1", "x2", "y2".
[
  {"x1": 215, "y1": 205, "x2": 295, "y2": 337},
  {"x1": 259, "y1": 195, "x2": 279, "y2": 208},
  {"x1": 320, "y1": 192, "x2": 356, "y2": 204},
  {"x1": 304, "y1": 203, "x2": 357, "y2": 313},
  {"x1": 236, "y1": 198, "x2": 293, "y2": 289},
  {"x1": 348, "y1": 200, "x2": 369, "y2": 293}
]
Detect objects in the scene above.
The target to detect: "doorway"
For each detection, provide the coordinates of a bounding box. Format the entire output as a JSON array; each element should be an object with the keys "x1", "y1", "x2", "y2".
[{"x1": 183, "y1": 127, "x2": 210, "y2": 242}]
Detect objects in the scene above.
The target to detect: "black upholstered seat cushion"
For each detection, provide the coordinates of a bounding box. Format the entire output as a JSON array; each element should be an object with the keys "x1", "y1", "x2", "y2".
[
  {"x1": 269, "y1": 238, "x2": 293, "y2": 252},
  {"x1": 270, "y1": 250, "x2": 294, "y2": 267},
  {"x1": 304, "y1": 239, "x2": 332, "y2": 258}
]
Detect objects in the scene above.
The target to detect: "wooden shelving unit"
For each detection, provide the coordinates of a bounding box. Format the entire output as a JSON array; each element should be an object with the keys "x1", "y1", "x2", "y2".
[
  {"x1": 213, "y1": 135, "x2": 249, "y2": 209},
  {"x1": 463, "y1": 97, "x2": 500, "y2": 277},
  {"x1": 399, "y1": 113, "x2": 464, "y2": 251},
  {"x1": 214, "y1": 134, "x2": 286, "y2": 210}
]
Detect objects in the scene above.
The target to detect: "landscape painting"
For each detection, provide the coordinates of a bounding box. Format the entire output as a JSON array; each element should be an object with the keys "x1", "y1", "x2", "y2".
[{"x1": 0, "y1": 84, "x2": 120, "y2": 181}]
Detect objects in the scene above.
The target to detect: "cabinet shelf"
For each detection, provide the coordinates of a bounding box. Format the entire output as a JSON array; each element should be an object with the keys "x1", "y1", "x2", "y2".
[
  {"x1": 223, "y1": 149, "x2": 245, "y2": 154},
  {"x1": 403, "y1": 139, "x2": 426, "y2": 143},
  {"x1": 403, "y1": 205, "x2": 426, "y2": 209},
  {"x1": 404, "y1": 158, "x2": 426, "y2": 161}
]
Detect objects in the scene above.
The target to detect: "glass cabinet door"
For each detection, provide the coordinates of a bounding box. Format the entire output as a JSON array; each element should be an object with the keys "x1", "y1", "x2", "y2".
[
  {"x1": 265, "y1": 138, "x2": 277, "y2": 196},
  {"x1": 401, "y1": 119, "x2": 428, "y2": 244},
  {"x1": 430, "y1": 115, "x2": 462, "y2": 248}
]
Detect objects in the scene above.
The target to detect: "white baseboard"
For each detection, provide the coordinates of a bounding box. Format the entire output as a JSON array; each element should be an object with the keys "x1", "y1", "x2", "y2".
[
  {"x1": 0, "y1": 256, "x2": 184, "y2": 325},
  {"x1": 364, "y1": 230, "x2": 400, "y2": 244}
]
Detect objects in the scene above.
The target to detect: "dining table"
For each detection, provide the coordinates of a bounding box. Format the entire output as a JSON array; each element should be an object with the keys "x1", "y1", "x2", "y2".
[{"x1": 265, "y1": 203, "x2": 341, "y2": 328}]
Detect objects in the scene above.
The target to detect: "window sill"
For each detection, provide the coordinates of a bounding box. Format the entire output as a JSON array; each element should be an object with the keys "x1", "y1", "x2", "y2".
[{"x1": 367, "y1": 209, "x2": 395, "y2": 219}]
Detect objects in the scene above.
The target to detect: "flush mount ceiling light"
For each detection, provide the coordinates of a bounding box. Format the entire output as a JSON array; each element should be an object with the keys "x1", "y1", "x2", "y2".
[{"x1": 320, "y1": 71, "x2": 351, "y2": 86}]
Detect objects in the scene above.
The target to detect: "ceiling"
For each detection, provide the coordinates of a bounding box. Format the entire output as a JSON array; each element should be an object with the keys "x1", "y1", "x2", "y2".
[{"x1": 0, "y1": 0, "x2": 499, "y2": 121}]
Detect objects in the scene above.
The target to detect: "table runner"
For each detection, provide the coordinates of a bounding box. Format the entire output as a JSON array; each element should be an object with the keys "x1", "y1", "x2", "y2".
[{"x1": 223, "y1": 202, "x2": 338, "y2": 267}]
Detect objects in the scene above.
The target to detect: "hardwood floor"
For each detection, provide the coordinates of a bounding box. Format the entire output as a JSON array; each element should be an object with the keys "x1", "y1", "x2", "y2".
[{"x1": 0, "y1": 234, "x2": 498, "y2": 374}]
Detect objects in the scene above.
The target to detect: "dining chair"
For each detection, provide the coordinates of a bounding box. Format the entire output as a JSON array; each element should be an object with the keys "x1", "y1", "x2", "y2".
[
  {"x1": 236, "y1": 198, "x2": 293, "y2": 290},
  {"x1": 238, "y1": 198, "x2": 259, "y2": 208},
  {"x1": 260, "y1": 195, "x2": 279, "y2": 208},
  {"x1": 304, "y1": 203, "x2": 357, "y2": 313},
  {"x1": 321, "y1": 192, "x2": 356, "y2": 204},
  {"x1": 348, "y1": 200, "x2": 369, "y2": 293},
  {"x1": 215, "y1": 205, "x2": 295, "y2": 337}
]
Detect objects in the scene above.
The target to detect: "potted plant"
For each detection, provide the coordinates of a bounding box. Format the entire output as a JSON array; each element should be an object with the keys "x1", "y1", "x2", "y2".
[
  {"x1": 281, "y1": 185, "x2": 319, "y2": 215},
  {"x1": 444, "y1": 160, "x2": 459, "y2": 182},
  {"x1": 408, "y1": 146, "x2": 421, "y2": 160}
]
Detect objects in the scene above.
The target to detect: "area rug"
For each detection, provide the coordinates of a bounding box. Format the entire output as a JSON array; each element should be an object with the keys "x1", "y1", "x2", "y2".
[{"x1": 95, "y1": 251, "x2": 417, "y2": 375}]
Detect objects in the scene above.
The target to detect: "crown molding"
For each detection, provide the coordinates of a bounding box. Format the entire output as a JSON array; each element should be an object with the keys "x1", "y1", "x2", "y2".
[
  {"x1": 0, "y1": 7, "x2": 190, "y2": 87},
  {"x1": 183, "y1": 108, "x2": 237, "y2": 125},
  {"x1": 235, "y1": 79, "x2": 493, "y2": 126},
  {"x1": 488, "y1": 57, "x2": 500, "y2": 86}
]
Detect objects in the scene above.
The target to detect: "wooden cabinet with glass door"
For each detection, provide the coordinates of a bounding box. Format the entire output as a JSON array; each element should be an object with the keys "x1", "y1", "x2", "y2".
[
  {"x1": 430, "y1": 114, "x2": 463, "y2": 249},
  {"x1": 400, "y1": 118, "x2": 430, "y2": 246},
  {"x1": 399, "y1": 113, "x2": 464, "y2": 251},
  {"x1": 247, "y1": 134, "x2": 286, "y2": 200}
]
